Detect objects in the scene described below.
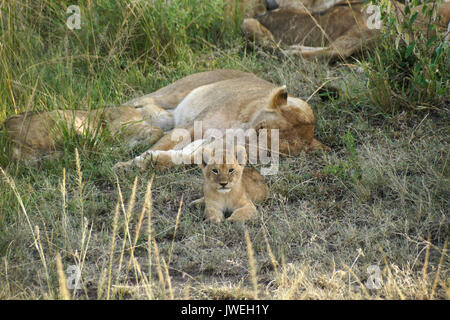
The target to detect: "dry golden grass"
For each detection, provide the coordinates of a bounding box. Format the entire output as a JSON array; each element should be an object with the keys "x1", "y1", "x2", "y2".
[{"x1": 0, "y1": 0, "x2": 448, "y2": 300}]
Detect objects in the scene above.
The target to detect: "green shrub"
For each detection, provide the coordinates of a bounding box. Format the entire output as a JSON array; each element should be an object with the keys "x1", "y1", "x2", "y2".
[{"x1": 362, "y1": 0, "x2": 449, "y2": 113}]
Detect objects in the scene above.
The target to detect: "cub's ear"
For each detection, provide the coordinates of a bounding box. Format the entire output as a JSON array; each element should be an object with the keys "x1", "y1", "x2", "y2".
[
  {"x1": 199, "y1": 147, "x2": 214, "y2": 168},
  {"x1": 268, "y1": 86, "x2": 288, "y2": 110},
  {"x1": 234, "y1": 145, "x2": 247, "y2": 166}
]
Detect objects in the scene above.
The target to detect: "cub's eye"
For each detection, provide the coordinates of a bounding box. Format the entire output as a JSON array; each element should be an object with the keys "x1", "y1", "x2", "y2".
[
  {"x1": 228, "y1": 168, "x2": 234, "y2": 174},
  {"x1": 212, "y1": 169, "x2": 219, "y2": 174}
]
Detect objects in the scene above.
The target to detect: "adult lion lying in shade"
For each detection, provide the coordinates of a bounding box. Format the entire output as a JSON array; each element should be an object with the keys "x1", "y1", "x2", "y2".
[
  {"x1": 2, "y1": 107, "x2": 163, "y2": 163},
  {"x1": 113, "y1": 69, "x2": 327, "y2": 171},
  {"x1": 239, "y1": 0, "x2": 450, "y2": 61},
  {"x1": 233, "y1": 0, "x2": 348, "y2": 18},
  {"x1": 2, "y1": 70, "x2": 327, "y2": 168}
]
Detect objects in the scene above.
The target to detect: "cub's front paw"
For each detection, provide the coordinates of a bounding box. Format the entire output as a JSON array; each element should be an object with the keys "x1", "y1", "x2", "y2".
[
  {"x1": 226, "y1": 208, "x2": 257, "y2": 223},
  {"x1": 205, "y1": 215, "x2": 224, "y2": 223},
  {"x1": 204, "y1": 209, "x2": 224, "y2": 223},
  {"x1": 189, "y1": 197, "x2": 204, "y2": 206}
]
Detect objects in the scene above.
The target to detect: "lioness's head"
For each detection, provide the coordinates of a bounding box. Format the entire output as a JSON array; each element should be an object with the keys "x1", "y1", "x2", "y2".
[
  {"x1": 200, "y1": 146, "x2": 247, "y2": 193},
  {"x1": 251, "y1": 86, "x2": 328, "y2": 156}
]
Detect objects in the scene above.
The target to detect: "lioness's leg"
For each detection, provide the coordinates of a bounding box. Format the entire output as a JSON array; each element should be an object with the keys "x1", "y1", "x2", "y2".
[
  {"x1": 326, "y1": 35, "x2": 368, "y2": 61},
  {"x1": 242, "y1": 18, "x2": 278, "y2": 48},
  {"x1": 285, "y1": 40, "x2": 362, "y2": 61},
  {"x1": 149, "y1": 126, "x2": 194, "y2": 152},
  {"x1": 120, "y1": 123, "x2": 164, "y2": 149},
  {"x1": 136, "y1": 103, "x2": 174, "y2": 131},
  {"x1": 284, "y1": 45, "x2": 334, "y2": 59},
  {"x1": 286, "y1": 27, "x2": 378, "y2": 61},
  {"x1": 112, "y1": 146, "x2": 169, "y2": 171},
  {"x1": 113, "y1": 127, "x2": 208, "y2": 171}
]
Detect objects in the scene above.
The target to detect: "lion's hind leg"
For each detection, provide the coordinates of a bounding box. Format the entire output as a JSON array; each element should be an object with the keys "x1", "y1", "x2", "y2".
[
  {"x1": 284, "y1": 44, "x2": 333, "y2": 59},
  {"x1": 285, "y1": 27, "x2": 379, "y2": 61}
]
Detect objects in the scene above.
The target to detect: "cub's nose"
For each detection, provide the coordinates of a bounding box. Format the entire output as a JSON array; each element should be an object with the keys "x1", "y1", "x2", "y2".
[{"x1": 219, "y1": 183, "x2": 228, "y2": 187}]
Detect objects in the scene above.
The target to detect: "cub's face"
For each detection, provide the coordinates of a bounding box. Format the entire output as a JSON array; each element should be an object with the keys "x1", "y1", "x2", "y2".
[
  {"x1": 202, "y1": 162, "x2": 244, "y2": 193},
  {"x1": 200, "y1": 147, "x2": 247, "y2": 193}
]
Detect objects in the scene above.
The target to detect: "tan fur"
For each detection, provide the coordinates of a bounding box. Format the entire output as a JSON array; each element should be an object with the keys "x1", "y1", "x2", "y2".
[
  {"x1": 241, "y1": 0, "x2": 450, "y2": 61},
  {"x1": 114, "y1": 69, "x2": 327, "y2": 171},
  {"x1": 226, "y1": 0, "x2": 267, "y2": 18},
  {"x1": 195, "y1": 146, "x2": 268, "y2": 223},
  {"x1": 3, "y1": 106, "x2": 163, "y2": 162},
  {"x1": 227, "y1": 0, "x2": 348, "y2": 17}
]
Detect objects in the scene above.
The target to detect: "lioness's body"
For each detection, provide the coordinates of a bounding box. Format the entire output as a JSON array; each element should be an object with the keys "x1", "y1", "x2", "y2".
[
  {"x1": 228, "y1": 0, "x2": 344, "y2": 17},
  {"x1": 242, "y1": 0, "x2": 450, "y2": 60},
  {"x1": 4, "y1": 70, "x2": 326, "y2": 167},
  {"x1": 3, "y1": 107, "x2": 163, "y2": 162},
  {"x1": 198, "y1": 147, "x2": 268, "y2": 223},
  {"x1": 115, "y1": 69, "x2": 326, "y2": 171}
]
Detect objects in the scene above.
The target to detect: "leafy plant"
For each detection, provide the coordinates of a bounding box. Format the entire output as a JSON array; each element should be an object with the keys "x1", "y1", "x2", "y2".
[{"x1": 362, "y1": 0, "x2": 449, "y2": 113}]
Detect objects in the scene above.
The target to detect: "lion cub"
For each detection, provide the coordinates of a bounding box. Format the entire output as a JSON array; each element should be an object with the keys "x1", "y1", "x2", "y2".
[{"x1": 196, "y1": 146, "x2": 268, "y2": 223}]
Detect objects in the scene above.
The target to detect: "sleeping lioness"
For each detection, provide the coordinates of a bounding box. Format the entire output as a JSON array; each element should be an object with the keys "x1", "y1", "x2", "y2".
[
  {"x1": 241, "y1": 0, "x2": 450, "y2": 61},
  {"x1": 193, "y1": 145, "x2": 269, "y2": 223},
  {"x1": 114, "y1": 69, "x2": 327, "y2": 171},
  {"x1": 2, "y1": 106, "x2": 163, "y2": 162},
  {"x1": 3, "y1": 70, "x2": 326, "y2": 167},
  {"x1": 232, "y1": 0, "x2": 349, "y2": 17}
]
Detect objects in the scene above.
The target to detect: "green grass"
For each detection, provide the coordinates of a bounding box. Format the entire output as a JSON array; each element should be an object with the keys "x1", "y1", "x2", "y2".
[
  {"x1": 362, "y1": 0, "x2": 450, "y2": 113},
  {"x1": 0, "y1": 0, "x2": 448, "y2": 299}
]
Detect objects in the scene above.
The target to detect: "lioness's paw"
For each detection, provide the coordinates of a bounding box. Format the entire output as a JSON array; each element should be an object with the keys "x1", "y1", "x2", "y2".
[
  {"x1": 112, "y1": 160, "x2": 134, "y2": 172},
  {"x1": 113, "y1": 154, "x2": 152, "y2": 172}
]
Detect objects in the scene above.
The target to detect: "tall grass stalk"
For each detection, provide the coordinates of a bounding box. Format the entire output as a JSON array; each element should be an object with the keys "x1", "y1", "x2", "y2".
[
  {"x1": 114, "y1": 177, "x2": 138, "y2": 292},
  {"x1": 106, "y1": 202, "x2": 120, "y2": 300},
  {"x1": 126, "y1": 175, "x2": 154, "y2": 275},
  {"x1": 0, "y1": 168, "x2": 52, "y2": 296},
  {"x1": 56, "y1": 253, "x2": 70, "y2": 300},
  {"x1": 168, "y1": 194, "x2": 184, "y2": 265},
  {"x1": 244, "y1": 229, "x2": 258, "y2": 299},
  {"x1": 153, "y1": 239, "x2": 166, "y2": 298}
]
